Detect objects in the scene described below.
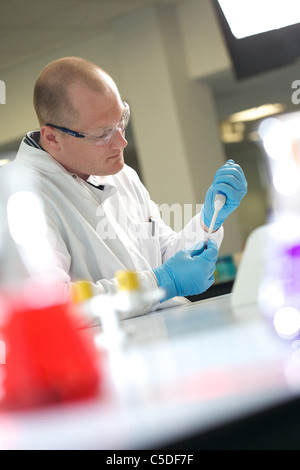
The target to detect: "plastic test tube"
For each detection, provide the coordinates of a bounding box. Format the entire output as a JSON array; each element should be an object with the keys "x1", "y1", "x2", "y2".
[{"x1": 205, "y1": 191, "x2": 226, "y2": 247}]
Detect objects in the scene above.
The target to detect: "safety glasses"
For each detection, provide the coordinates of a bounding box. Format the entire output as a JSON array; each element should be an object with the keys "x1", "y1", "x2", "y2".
[{"x1": 46, "y1": 101, "x2": 130, "y2": 146}]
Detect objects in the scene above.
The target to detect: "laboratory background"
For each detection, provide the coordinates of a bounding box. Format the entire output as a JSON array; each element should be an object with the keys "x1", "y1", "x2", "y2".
[
  {"x1": 1, "y1": 0, "x2": 300, "y2": 450},
  {"x1": 0, "y1": 0, "x2": 282, "y2": 254}
]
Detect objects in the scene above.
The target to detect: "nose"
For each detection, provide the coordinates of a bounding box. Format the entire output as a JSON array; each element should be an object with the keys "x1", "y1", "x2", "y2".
[{"x1": 109, "y1": 128, "x2": 128, "y2": 149}]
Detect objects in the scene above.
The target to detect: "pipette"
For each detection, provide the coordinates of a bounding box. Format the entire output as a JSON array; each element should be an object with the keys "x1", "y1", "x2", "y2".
[{"x1": 205, "y1": 191, "x2": 226, "y2": 248}]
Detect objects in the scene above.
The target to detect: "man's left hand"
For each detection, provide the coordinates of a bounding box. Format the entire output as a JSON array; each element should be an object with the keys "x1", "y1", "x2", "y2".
[{"x1": 202, "y1": 159, "x2": 247, "y2": 230}]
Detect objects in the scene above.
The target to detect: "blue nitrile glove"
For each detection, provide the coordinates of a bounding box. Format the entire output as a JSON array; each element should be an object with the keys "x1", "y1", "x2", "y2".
[
  {"x1": 202, "y1": 159, "x2": 247, "y2": 230},
  {"x1": 153, "y1": 239, "x2": 218, "y2": 301}
]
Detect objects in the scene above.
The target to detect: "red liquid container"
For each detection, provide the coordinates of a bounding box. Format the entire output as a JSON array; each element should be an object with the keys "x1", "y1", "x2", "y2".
[{"x1": 0, "y1": 290, "x2": 101, "y2": 410}]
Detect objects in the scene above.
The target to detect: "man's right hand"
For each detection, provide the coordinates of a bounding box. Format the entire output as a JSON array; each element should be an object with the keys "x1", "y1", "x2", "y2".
[{"x1": 153, "y1": 239, "x2": 218, "y2": 301}]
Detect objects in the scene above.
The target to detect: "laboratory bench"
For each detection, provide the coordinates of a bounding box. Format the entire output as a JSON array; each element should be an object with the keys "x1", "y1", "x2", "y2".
[{"x1": 0, "y1": 294, "x2": 300, "y2": 450}]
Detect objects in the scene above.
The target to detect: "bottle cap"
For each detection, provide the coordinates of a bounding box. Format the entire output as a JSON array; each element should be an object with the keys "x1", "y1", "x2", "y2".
[
  {"x1": 116, "y1": 270, "x2": 139, "y2": 291},
  {"x1": 71, "y1": 280, "x2": 93, "y2": 303}
]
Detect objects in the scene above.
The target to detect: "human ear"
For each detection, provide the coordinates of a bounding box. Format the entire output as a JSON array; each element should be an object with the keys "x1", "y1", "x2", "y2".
[{"x1": 40, "y1": 125, "x2": 61, "y2": 151}]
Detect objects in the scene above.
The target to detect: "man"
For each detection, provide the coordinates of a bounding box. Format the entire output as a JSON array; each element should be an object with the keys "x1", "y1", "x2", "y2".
[{"x1": 1, "y1": 57, "x2": 247, "y2": 313}]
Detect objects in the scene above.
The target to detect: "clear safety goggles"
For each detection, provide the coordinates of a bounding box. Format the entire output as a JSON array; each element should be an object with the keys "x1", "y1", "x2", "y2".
[{"x1": 46, "y1": 101, "x2": 130, "y2": 146}]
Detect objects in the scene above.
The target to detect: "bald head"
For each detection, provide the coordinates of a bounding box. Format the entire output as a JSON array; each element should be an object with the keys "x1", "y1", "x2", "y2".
[{"x1": 33, "y1": 57, "x2": 118, "y2": 127}]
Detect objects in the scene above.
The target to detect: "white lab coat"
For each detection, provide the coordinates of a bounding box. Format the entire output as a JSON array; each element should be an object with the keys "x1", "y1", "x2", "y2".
[{"x1": 1, "y1": 136, "x2": 223, "y2": 312}]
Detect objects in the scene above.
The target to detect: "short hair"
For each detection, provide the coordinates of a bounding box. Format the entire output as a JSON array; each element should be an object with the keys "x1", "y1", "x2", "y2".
[{"x1": 33, "y1": 56, "x2": 117, "y2": 127}]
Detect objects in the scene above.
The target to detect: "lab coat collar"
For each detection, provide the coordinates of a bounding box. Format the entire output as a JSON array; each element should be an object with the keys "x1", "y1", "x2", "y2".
[
  {"x1": 86, "y1": 174, "x2": 117, "y2": 201},
  {"x1": 17, "y1": 132, "x2": 118, "y2": 200},
  {"x1": 17, "y1": 134, "x2": 71, "y2": 175}
]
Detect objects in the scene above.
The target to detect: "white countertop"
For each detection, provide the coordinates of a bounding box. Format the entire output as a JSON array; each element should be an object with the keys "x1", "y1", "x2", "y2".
[{"x1": 0, "y1": 294, "x2": 299, "y2": 450}]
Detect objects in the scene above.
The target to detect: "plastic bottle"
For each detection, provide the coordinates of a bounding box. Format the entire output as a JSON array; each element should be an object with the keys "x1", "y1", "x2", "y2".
[
  {"x1": 113, "y1": 270, "x2": 163, "y2": 319},
  {"x1": 0, "y1": 177, "x2": 101, "y2": 409},
  {"x1": 259, "y1": 114, "x2": 300, "y2": 340}
]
